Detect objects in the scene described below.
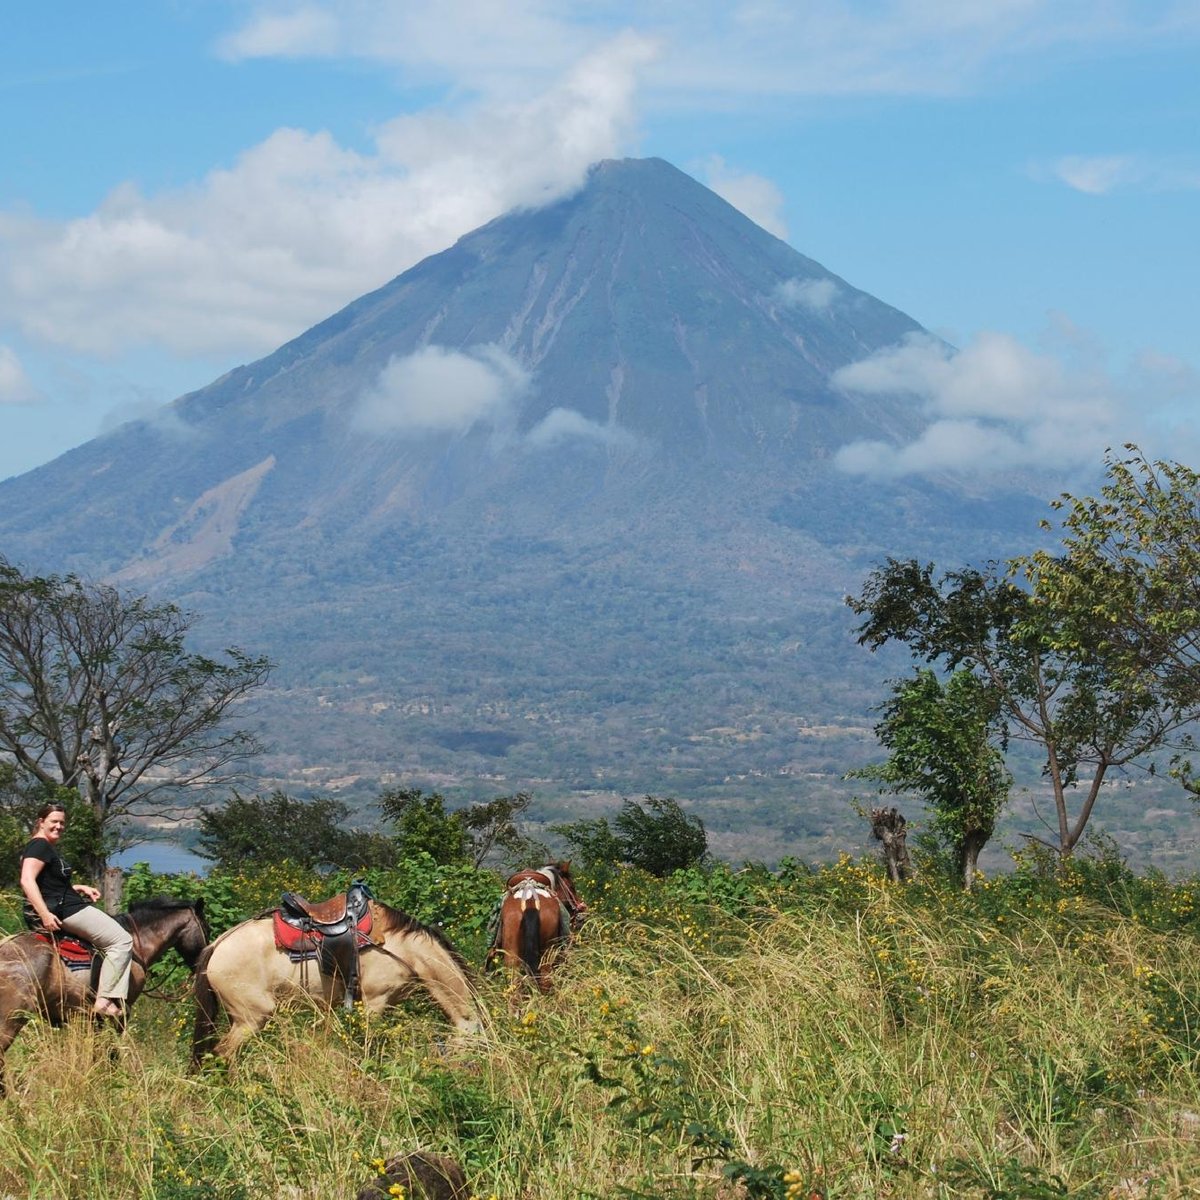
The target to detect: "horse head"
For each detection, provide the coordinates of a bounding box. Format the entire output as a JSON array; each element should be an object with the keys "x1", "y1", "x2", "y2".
[{"x1": 122, "y1": 897, "x2": 211, "y2": 971}]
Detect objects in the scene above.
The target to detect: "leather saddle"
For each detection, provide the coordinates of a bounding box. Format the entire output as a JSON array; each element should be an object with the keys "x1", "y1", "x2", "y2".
[
  {"x1": 274, "y1": 880, "x2": 375, "y2": 1009},
  {"x1": 32, "y1": 930, "x2": 108, "y2": 1005},
  {"x1": 32, "y1": 930, "x2": 96, "y2": 972}
]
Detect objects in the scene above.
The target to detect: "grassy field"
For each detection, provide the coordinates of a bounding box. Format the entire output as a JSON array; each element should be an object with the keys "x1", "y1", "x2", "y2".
[{"x1": 1, "y1": 853, "x2": 1199, "y2": 1199}]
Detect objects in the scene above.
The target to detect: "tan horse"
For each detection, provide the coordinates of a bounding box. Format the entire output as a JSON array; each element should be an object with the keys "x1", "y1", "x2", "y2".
[
  {"x1": 0, "y1": 897, "x2": 211, "y2": 1096},
  {"x1": 191, "y1": 899, "x2": 482, "y2": 1063}
]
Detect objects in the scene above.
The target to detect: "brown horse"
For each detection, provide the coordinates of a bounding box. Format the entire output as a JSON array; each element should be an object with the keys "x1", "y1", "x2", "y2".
[
  {"x1": 486, "y1": 862, "x2": 587, "y2": 992},
  {"x1": 191, "y1": 898, "x2": 482, "y2": 1063},
  {"x1": 0, "y1": 897, "x2": 211, "y2": 1096}
]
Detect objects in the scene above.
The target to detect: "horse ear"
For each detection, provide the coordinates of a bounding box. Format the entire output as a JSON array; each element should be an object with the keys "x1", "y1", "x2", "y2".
[{"x1": 195, "y1": 897, "x2": 206, "y2": 917}]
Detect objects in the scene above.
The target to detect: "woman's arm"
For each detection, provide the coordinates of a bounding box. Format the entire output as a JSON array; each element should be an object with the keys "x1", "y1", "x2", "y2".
[
  {"x1": 19, "y1": 856, "x2": 60, "y2": 931},
  {"x1": 73, "y1": 883, "x2": 101, "y2": 902}
]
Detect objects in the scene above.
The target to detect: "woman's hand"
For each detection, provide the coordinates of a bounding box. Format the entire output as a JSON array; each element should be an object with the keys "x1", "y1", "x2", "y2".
[{"x1": 74, "y1": 884, "x2": 102, "y2": 903}]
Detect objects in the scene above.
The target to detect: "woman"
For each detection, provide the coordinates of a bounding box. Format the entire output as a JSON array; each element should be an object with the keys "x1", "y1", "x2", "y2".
[{"x1": 19, "y1": 802, "x2": 133, "y2": 1019}]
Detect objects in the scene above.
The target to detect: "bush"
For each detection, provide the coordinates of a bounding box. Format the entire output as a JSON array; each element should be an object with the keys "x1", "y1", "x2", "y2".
[
  {"x1": 557, "y1": 796, "x2": 708, "y2": 879},
  {"x1": 378, "y1": 787, "x2": 468, "y2": 866},
  {"x1": 196, "y1": 790, "x2": 396, "y2": 871}
]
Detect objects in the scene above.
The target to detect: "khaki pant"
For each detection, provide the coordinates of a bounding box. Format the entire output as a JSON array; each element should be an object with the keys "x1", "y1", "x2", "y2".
[{"x1": 61, "y1": 904, "x2": 133, "y2": 1001}]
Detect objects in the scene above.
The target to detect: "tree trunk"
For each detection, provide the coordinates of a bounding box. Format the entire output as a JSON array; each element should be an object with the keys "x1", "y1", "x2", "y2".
[
  {"x1": 102, "y1": 866, "x2": 124, "y2": 913},
  {"x1": 870, "y1": 807, "x2": 912, "y2": 883},
  {"x1": 957, "y1": 829, "x2": 990, "y2": 891}
]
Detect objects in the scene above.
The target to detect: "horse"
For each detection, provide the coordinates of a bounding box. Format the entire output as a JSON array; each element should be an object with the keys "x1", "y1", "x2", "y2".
[
  {"x1": 190, "y1": 897, "x2": 482, "y2": 1063},
  {"x1": 486, "y1": 861, "x2": 587, "y2": 993},
  {"x1": 0, "y1": 896, "x2": 211, "y2": 1096}
]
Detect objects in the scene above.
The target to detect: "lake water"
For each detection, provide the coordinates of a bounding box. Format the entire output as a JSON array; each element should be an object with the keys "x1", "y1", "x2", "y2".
[{"x1": 112, "y1": 843, "x2": 209, "y2": 875}]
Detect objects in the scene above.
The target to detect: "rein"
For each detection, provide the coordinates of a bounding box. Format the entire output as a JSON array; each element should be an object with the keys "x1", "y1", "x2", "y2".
[{"x1": 138, "y1": 976, "x2": 193, "y2": 1002}]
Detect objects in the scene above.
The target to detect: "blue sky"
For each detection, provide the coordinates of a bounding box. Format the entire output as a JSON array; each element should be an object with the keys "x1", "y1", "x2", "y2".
[{"x1": 1, "y1": 1, "x2": 1198, "y2": 484}]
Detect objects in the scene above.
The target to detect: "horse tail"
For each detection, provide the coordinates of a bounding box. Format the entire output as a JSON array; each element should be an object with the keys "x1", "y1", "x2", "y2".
[
  {"x1": 190, "y1": 943, "x2": 222, "y2": 1069},
  {"x1": 518, "y1": 903, "x2": 542, "y2": 978}
]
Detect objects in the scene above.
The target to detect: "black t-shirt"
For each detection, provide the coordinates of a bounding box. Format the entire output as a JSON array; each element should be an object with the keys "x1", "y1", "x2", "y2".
[{"x1": 20, "y1": 837, "x2": 89, "y2": 925}]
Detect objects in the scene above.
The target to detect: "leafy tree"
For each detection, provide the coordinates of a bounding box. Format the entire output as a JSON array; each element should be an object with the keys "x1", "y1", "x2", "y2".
[
  {"x1": 555, "y1": 795, "x2": 708, "y2": 878},
  {"x1": 0, "y1": 557, "x2": 271, "y2": 874},
  {"x1": 1023, "y1": 449, "x2": 1200, "y2": 798},
  {"x1": 196, "y1": 790, "x2": 396, "y2": 870},
  {"x1": 455, "y1": 791, "x2": 547, "y2": 868},
  {"x1": 549, "y1": 815, "x2": 625, "y2": 880},
  {"x1": 615, "y1": 796, "x2": 708, "y2": 876},
  {"x1": 848, "y1": 447, "x2": 1200, "y2": 857},
  {"x1": 377, "y1": 787, "x2": 546, "y2": 868},
  {"x1": 849, "y1": 669, "x2": 1010, "y2": 889},
  {"x1": 378, "y1": 787, "x2": 468, "y2": 866}
]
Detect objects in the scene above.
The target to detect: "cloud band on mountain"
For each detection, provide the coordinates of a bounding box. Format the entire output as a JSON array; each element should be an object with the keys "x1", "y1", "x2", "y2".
[
  {"x1": 831, "y1": 329, "x2": 1199, "y2": 479},
  {"x1": 355, "y1": 345, "x2": 530, "y2": 436}
]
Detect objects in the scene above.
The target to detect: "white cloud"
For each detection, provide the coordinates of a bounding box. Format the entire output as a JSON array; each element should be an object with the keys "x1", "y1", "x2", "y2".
[
  {"x1": 527, "y1": 407, "x2": 635, "y2": 449},
  {"x1": 354, "y1": 345, "x2": 530, "y2": 436},
  {"x1": 700, "y1": 155, "x2": 788, "y2": 238},
  {"x1": 216, "y1": 1, "x2": 1200, "y2": 100},
  {"x1": 216, "y1": 6, "x2": 341, "y2": 60},
  {"x1": 0, "y1": 345, "x2": 40, "y2": 405},
  {"x1": 775, "y1": 277, "x2": 839, "y2": 312},
  {"x1": 0, "y1": 34, "x2": 656, "y2": 361},
  {"x1": 831, "y1": 329, "x2": 1198, "y2": 479},
  {"x1": 1047, "y1": 154, "x2": 1141, "y2": 195},
  {"x1": 1039, "y1": 153, "x2": 1200, "y2": 194},
  {"x1": 217, "y1": 0, "x2": 594, "y2": 91}
]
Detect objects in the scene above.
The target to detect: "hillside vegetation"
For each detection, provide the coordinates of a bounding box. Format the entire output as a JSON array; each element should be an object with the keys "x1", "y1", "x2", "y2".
[{"x1": 2, "y1": 851, "x2": 1199, "y2": 1198}]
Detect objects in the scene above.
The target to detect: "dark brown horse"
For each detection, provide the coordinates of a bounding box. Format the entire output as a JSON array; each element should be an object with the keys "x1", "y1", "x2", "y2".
[
  {"x1": 486, "y1": 862, "x2": 587, "y2": 992},
  {"x1": 0, "y1": 897, "x2": 210, "y2": 1095}
]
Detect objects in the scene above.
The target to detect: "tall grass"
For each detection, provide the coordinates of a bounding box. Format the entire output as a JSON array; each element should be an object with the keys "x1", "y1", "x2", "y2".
[{"x1": 1, "y1": 854, "x2": 1198, "y2": 1198}]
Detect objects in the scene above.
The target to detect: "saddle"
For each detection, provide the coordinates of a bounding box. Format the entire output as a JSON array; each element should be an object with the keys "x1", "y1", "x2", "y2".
[
  {"x1": 32, "y1": 930, "x2": 95, "y2": 972},
  {"x1": 499, "y1": 869, "x2": 573, "y2": 943},
  {"x1": 507, "y1": 865, "x2": 586, "y2": 929},
  {"x1": 273, "y1": 881, "x2": 375, "y2": 1009},
  {"x1": 32, "y1": 930, "x2": 108, "y2": 1003}
]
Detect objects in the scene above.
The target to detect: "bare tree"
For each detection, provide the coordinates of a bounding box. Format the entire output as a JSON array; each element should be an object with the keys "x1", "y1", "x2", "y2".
[
  {"x1": 869, "y1": 807, "x2": 913, "y2": 883},
  {"x1": 0, "y1": 557, "x2": 271, "y2": 873}
]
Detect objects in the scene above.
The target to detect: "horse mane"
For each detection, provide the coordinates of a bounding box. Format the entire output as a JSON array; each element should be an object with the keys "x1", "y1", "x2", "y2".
[
  {"x1": 116, "y1": 896, "x2": 202, "y2": 928},
  {"x1": 125, "y1": 895, "x2": 200, "y2": 914},
  {"x1": 370, "y1": 901, "x2": 473, "y2": 975}
]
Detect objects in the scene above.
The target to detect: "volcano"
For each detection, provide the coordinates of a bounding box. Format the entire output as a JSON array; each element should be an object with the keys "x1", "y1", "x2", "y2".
[{"x1": 0, "y1": 158, "x2": 1042, "y2": 861}]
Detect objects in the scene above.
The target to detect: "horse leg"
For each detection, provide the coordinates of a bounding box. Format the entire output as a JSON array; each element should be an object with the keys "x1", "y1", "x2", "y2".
[
  {"x1": 213, "y1": 1011, "x2": 274, "y2": 1060},
  {"x1": 209, "y1": 979, "x2": 281, "y2": 1060},
  {"x1": 0, "y1": 1011, "x2": 30, "y2": 1098},
  {"x1": 0, "y1": 948, "x2": 62, "y2": 1096},
  {"x1": 535, "y1": 912, "x2": 565, "y2": 993}
]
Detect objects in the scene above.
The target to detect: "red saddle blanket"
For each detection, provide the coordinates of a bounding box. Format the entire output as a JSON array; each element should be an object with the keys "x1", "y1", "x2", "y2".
[
  {"x1": 272, "y1": 908, "x2": 374, "y2": 957},
  {"x1": 33, "y1": 931, "x2": 94, "y2": 970}
]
